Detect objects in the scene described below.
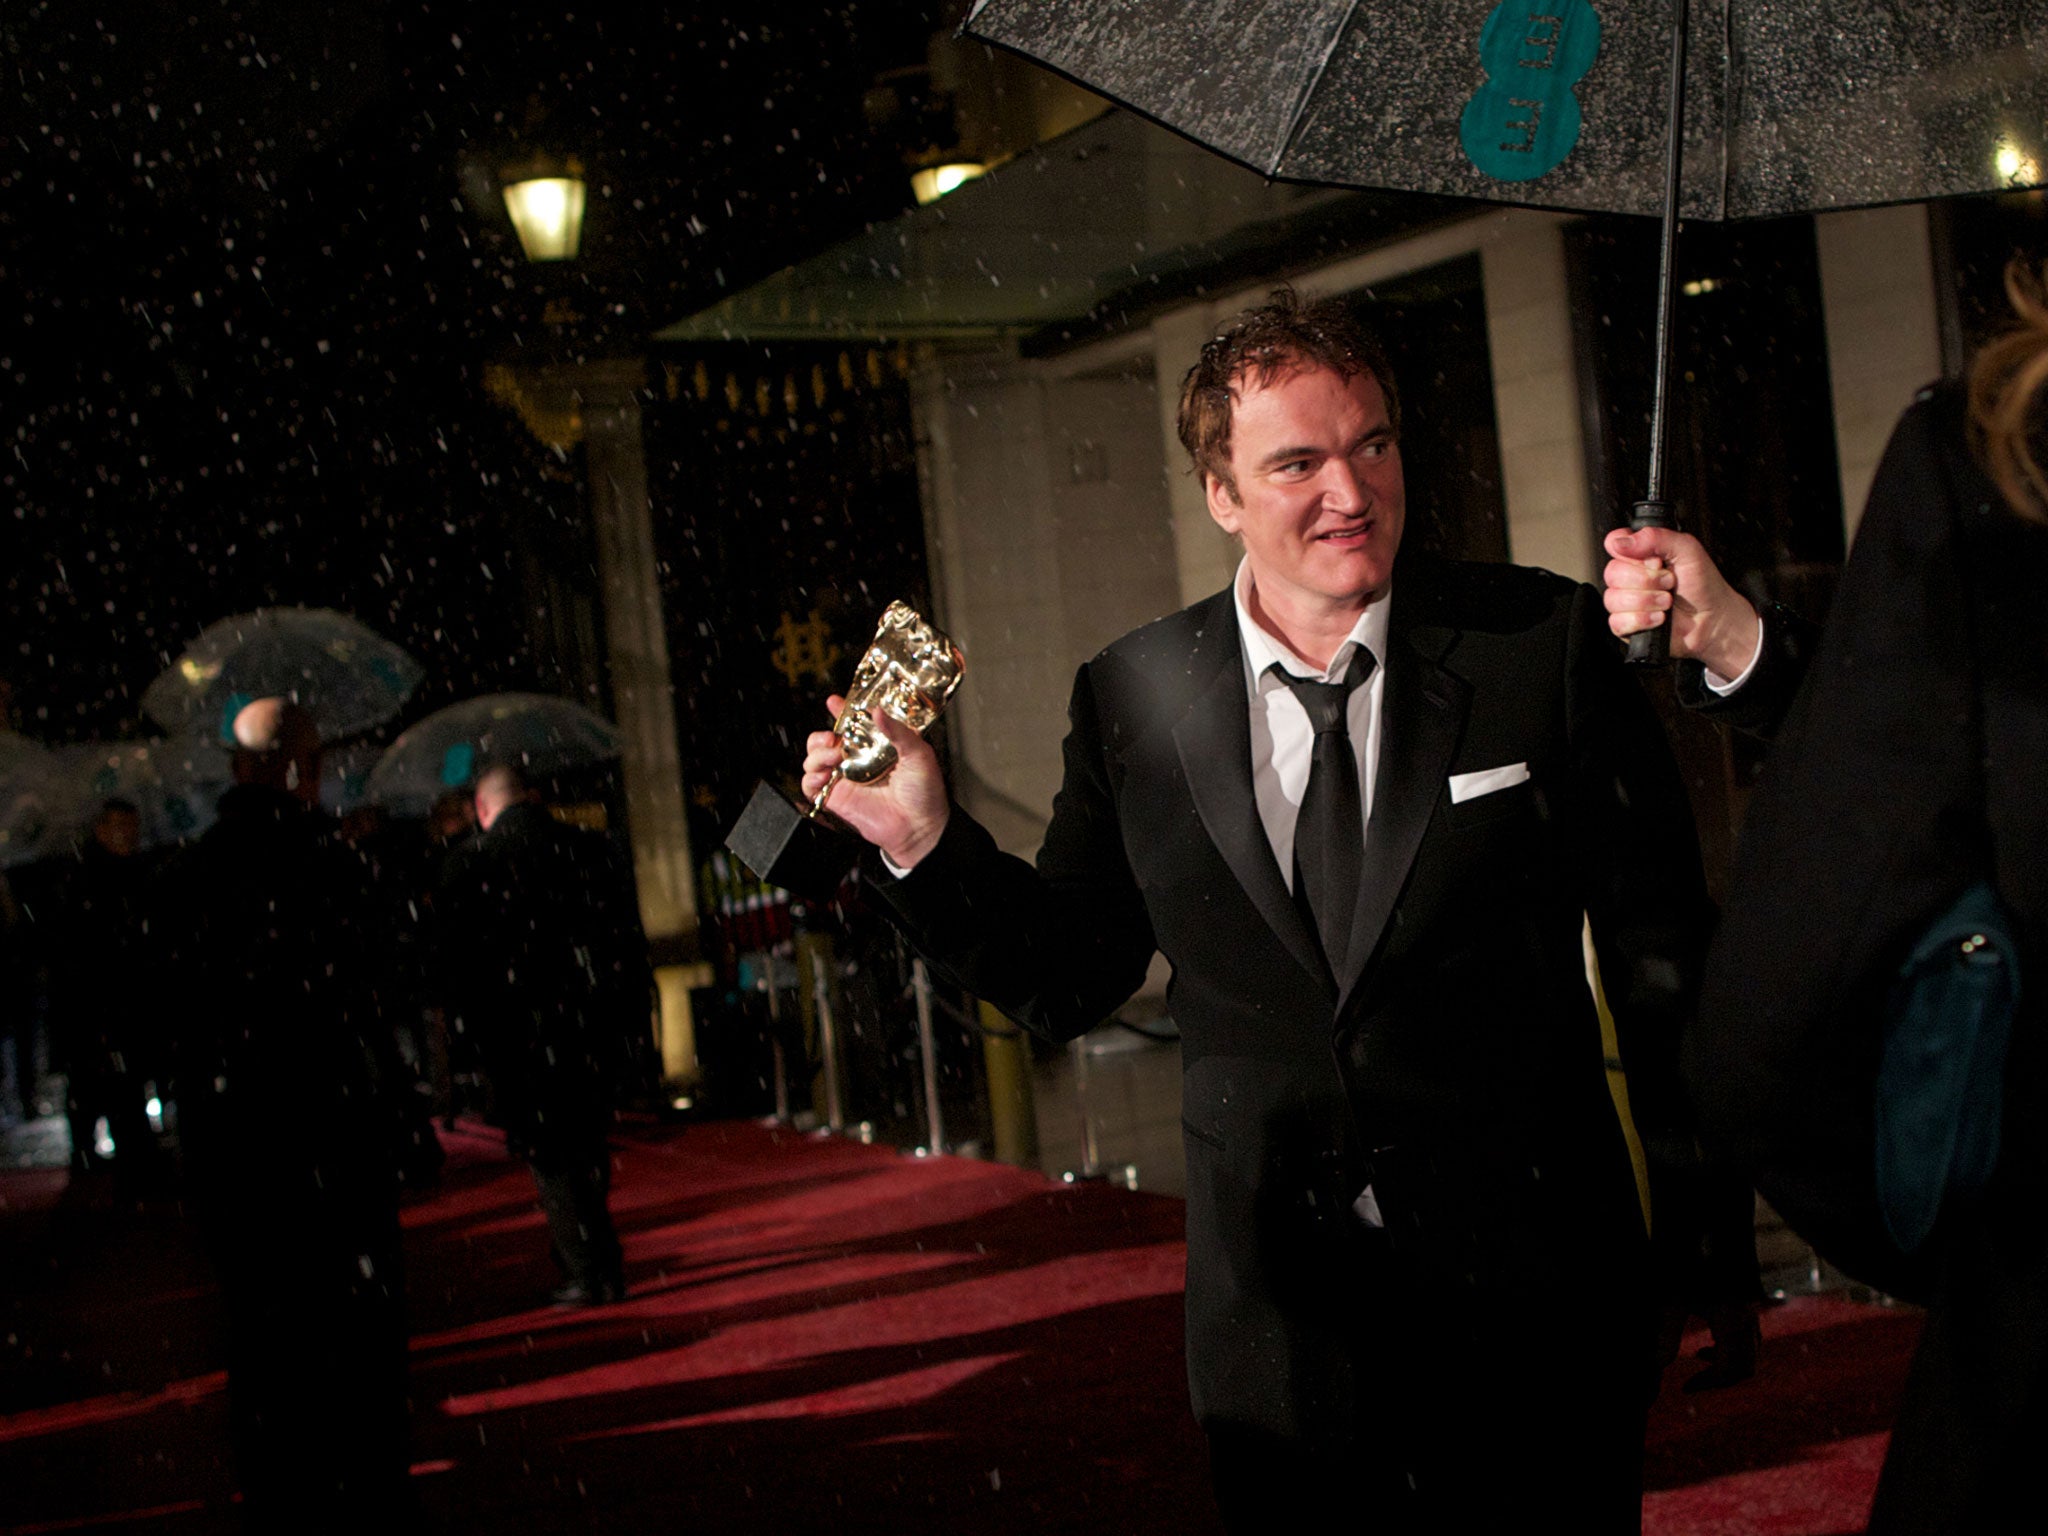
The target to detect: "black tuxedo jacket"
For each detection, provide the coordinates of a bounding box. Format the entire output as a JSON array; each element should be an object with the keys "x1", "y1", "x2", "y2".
[{"x1": 874, "y1": 554, "x2": 1711, "y2": 1449}]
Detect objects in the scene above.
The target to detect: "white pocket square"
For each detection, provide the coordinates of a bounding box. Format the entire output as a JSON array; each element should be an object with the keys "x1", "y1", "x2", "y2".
[{"x1": 1448, "y1": 762, "x2": 1530, "y2": 803}]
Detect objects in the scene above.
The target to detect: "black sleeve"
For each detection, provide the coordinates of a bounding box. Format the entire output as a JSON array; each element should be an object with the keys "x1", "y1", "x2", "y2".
[
  {"x1": 1674, "y1": 602, "x2": 1822, "y2": 740},
  {"x1": 1568, "y1": 580, "x2": 1715, "y2": 1150},
  {"x1": 865, "y1": 661, "x2": 1157, "y2": 1043}
]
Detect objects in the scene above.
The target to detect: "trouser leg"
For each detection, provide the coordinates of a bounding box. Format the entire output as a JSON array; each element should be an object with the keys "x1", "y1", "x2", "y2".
[{"x1": 530, "y1": 1144, "x2": 621, "y2": 1290}]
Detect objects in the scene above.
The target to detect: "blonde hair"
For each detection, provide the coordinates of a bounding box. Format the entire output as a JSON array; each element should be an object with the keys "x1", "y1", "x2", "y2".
[{"x1": 1968, "y1": 257, "x2": 2048, "y2": 520}]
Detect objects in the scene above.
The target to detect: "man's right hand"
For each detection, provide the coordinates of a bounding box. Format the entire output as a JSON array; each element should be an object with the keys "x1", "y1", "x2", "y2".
[
  {"x1": 1602, "y1": 526, "x2": 1762, "y2": 683},
  {"x1": 800, "y1": 696, "x2": 951, "y2": 871}
]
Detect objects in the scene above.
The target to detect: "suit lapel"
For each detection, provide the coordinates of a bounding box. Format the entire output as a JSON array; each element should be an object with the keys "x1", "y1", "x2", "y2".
[
  {"x1": 1172, "y1": 620, "x2": 1330, "y2": 993},
  {"x1": 1335, "y1": 610, "x2": 1469, "y2": 1011}
]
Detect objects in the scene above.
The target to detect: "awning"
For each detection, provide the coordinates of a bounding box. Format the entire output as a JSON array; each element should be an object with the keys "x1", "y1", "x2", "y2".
[{"x1": 655, "y1": 109, "x2": 1462, "y2": 348}]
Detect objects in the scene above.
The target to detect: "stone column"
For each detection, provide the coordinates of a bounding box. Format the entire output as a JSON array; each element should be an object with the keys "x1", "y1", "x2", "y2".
[
  {"x1": 1815, "y1": 204, "x2": 1942, "y2": 542},
  {"x1": 1479, "y1": 215, "x2": 1598, "y2": 583},
  {"x1": 488, "y1": 357, "x2": 710, "y2": 1091}
]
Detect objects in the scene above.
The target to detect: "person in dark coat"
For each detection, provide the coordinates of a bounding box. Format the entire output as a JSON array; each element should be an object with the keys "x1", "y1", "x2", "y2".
[
  {"x1": 1678, "y1": 257, "x2": 2048, "y2": 1535},
  {"x1": 48, "y1": 798, "x2": 164, "y2": 1191},
  {"x1": 337, "y1": 802, "x2": 445, "y2": 1188},
  {"x1": 436, "y1": 763, "x2": 651, "y2": 1307},
  {"x1": 800, "y1": 290, "x2": 1719, "y2": 1531},
  {"x1": 160, "y1": 698, "x2": 412, "y2": 1531}
]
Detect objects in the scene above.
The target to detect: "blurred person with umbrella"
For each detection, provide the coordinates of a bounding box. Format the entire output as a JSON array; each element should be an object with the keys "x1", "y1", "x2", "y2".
[
  {"x1": 367, "y1": 693, "x2": 622, "y2": 1138},
  {"x1": 4, "y1": 737, "x2": 230, "y2": 1174},
  {"x1": 363, "y1": 692, "x2": 621, "y2": 818},
  {"x1": 71, "y1": 737, "x2": 234, "y2": 849},
  {"x1": 0, "y1": 737, "x2": 231, "y2": 867},
  {"x1": 156, "y1": 697, "x2": 414, "y2": 1528},
  {"x1": 144, "y1": 607, "x2": 423, "y2": 745},
  {"x1": 435, "y1": 763, "x2": 652, "y2": 1308}
]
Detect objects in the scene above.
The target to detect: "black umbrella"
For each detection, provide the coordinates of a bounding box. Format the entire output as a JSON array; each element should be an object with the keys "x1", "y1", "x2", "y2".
[{"x1": 964, "y1": 0, "x2": 2048, "y2": 657}]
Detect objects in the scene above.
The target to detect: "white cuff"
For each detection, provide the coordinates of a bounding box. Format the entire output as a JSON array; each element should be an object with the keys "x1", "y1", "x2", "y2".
[{"x1": 1703, "y1": 612, "x2": 1766, "y2": 695}]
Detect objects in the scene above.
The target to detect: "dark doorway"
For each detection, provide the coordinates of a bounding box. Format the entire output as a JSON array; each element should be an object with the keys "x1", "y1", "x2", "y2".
[
  {"x1": 1567, "y1": 215, "x2": 1844, "y2": 888},
  {"x1": 1568, "y1": 216, "x2": 1845, "y2": 618}
]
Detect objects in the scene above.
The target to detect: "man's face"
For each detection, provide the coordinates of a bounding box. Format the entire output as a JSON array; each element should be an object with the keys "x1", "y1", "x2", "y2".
[
  {"x1": 1205, "y1": 364, "x2": 1405, "y2": 614},
  {"x1": 93, "y1": 810, "x2": 140, "y2": 858}
]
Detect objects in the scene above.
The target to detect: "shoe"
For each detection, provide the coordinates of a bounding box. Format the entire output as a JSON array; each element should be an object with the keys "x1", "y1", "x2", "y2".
[
  {"x1": 1683, "y1": 1303, "x2": 1761, "y2": 1393},
  {"x1": 550, "y1": 1277, "x2": 626, "y2": 1308}
]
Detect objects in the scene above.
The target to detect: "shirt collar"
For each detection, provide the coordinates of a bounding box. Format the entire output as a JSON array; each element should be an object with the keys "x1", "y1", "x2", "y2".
[{"x1": 1231, "y1": 555, "x2": 1391, "y2": 694}]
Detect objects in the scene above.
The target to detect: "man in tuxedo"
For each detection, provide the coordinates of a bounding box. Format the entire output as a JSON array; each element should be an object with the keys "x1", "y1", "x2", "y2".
[{"x1": 803, "y1": 292, "x2": 1712, "y2": 1530}]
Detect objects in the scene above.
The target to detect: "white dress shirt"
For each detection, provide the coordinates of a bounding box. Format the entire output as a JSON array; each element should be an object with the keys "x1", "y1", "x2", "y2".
[
  {"x1": 1231, "y1": 557, "x2": 1391, "y2": 893},
  {"x1": 1231, "y1": 558, "x2": 1394, "y2": 1227}
]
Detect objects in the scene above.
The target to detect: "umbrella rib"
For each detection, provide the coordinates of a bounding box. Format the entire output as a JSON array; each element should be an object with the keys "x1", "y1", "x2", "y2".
[
  {"x1": 1271, "y1": 0, "x2": 1361, "y2": 176},
  {"x1": 1712, "y1": 0, "x2": 1731, "y2": 218}
]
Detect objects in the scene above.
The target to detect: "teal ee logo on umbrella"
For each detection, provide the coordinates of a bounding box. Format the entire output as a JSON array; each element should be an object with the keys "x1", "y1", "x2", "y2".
[
  {"x1": 439, "y1": 742, "x2": 476, "y2": 788},
  {"x1": 218, "y1": 691, "x2": 256, "y2": 746},
  {"x1": 1460, "y1": 0, "x2": 1601, "y2": 182}
]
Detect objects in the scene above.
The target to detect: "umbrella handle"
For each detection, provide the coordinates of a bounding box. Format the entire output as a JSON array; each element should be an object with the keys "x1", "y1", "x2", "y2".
[
  {"x1": 1625, "y1": 499, "x2": 1675, "y2": 667},
  {"x1": 1631, "y1": 0, "x2": 1689, "y2": 672}
]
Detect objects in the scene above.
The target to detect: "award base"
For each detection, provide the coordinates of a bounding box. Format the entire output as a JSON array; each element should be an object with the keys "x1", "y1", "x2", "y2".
[{"x1": 725, "y1": 781, "x2": 859, "y2": 904}]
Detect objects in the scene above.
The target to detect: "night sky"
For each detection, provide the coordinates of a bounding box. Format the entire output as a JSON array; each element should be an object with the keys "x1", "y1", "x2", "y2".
[{"x1": 3, "y1": 0, "x2": 949, "y2": 743}]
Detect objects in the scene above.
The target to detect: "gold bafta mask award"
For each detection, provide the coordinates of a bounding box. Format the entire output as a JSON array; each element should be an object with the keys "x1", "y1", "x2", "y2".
[{"x1": 726, "y1": 602, "x2": 965, "y2": 901}]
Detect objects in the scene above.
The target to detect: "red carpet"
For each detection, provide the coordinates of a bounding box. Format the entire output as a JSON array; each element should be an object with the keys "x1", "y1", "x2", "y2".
[
  {"x1": 0, "y1": 1118, "x2": 1921, "y2": 1533},
  {"x1": 1645, "y1": 1295, "x2": 1920, "y2": 1535}
]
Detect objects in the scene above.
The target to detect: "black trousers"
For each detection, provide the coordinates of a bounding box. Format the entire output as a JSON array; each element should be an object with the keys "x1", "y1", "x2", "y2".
[
  {"x1": 529, "y1": 1136, "x2": 622, "y2": 1289},
  {"x1": 192, "y1": 1166, "x2": 412, "y2": 1533},
  {"x1": 1206, "y1": 1228, "x2": 1653, "y2": 1535}
]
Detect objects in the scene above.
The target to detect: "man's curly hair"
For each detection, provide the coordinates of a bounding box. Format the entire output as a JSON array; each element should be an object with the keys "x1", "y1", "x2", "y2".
[{"x1": 1175, "y1": 289, "x2": 1400, "y2": 500}]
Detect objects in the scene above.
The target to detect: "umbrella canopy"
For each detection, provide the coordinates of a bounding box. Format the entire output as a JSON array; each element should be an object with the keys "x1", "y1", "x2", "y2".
[
  {"x1": 143, "y1": 608, "x2": 425, "y2": 744},
  {"x1": 0, "y1": 735, "x2": 232, "y2": 865},
  {"x1": 0, "y1": 733, "x2": 81, "y2": 869},
  {"x1": 363, "y1": 694, "x2": 622, "y2": 817},
  {"x1": 70, "y1": 739, "x2": 234, "y2": 851},
  {"x1": 320, "y1": 740, "x2": 385, "y2": 816},
  {"x1": 965, "y1": 0, "x2": 2048, "y2": 220}
]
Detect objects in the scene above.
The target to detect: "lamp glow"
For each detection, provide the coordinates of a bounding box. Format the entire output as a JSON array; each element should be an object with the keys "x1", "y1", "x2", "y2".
[
  {"x1": 1996, "y1": 139, "x2": 2039, "y2": 187},
  {"x1": 910, "y1": 162, "x2": 987, "y2": 205},
  {"x1": 502, "y1": 175, "x2": 588, "y2": 261}
]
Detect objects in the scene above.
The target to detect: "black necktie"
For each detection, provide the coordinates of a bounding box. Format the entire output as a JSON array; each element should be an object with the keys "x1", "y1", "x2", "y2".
[{"x1": 1274, "y1": 649, "x2": 1375, "y2": 975}]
